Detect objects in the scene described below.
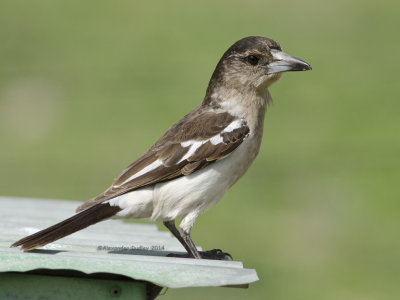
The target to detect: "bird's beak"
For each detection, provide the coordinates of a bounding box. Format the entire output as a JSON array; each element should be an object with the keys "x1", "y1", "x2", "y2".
[{"x1": 266, "y1": 49, "x2": 312, "y2": 75}]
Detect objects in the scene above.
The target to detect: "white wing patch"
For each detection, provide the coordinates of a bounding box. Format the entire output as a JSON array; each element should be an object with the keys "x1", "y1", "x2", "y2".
[
  {"x1": 181, "y1": 141, "x2": 204, "y2": 161},
  {"x1": 181, "y1": 141, "x2": 193, "y2": 147},
  {"x1": 210, "y1": 135, "x2": 223, "y2": 145},
  {"x1": 114, "y1": 159, "x2": 163, "y2": 187},
  {"x1": 178, "y1": 140, "x2": 207, "y2": 163},
  {"x1": 223, "y1": 119, "x2": 243, "y2": 133},
  {"x1": 113, "y1": 119, "x2": 246, "y2": 186},
  {"x1": 178, "y1": 119, "x2": 245, "y2": 163}
]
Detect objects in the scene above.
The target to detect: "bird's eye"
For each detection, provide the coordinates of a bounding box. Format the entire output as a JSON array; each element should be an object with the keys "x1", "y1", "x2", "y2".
[{"x1": 246, "y1": 55, "x2": 259, "y2": 66}]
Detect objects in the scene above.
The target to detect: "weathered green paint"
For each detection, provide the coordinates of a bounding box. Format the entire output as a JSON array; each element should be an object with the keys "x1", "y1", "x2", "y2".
[{"x1": 0, "y1": 273, "x2": 147, "y2": 300}]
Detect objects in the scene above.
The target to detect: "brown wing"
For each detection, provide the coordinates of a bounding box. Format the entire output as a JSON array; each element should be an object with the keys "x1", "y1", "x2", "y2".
[{"x1": 76, "y1": 109, "x2": 249, "y2": 212}]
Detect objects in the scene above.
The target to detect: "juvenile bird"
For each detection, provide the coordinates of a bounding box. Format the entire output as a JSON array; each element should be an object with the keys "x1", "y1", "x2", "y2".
[{"x1": 12, "y1": 36, "x2": 311, "y2": 259}]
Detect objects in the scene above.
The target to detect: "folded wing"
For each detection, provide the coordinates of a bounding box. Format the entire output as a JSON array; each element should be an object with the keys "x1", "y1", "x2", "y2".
[{"x1": 77, "y1": 109, "x2": 249, "y2": 212}]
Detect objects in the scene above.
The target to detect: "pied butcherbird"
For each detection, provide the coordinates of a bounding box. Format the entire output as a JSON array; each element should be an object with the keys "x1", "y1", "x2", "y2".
[{"x1": 12, "y1": 36, "x2": 311, "y2": 259}]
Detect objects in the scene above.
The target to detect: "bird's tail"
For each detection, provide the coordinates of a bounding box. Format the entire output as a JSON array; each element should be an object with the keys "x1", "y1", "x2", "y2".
[{"x1": 11, "y1": 203, "x2": 121, "y2": 251}]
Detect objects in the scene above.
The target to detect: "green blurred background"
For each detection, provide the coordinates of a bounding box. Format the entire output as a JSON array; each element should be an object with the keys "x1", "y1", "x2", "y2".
[{"x1": 1, "y1": 0, "x2": 399, "y2": 299}]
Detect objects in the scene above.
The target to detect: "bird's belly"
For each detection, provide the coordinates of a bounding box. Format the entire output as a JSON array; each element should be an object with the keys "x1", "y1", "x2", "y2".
[{"x1": 150, "y1": 134, "x2": 262, "y2": 222}]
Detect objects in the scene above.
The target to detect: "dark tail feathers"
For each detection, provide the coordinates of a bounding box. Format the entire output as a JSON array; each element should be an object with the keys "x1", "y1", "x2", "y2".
[{"x1": 11, "y1": 203, "x2": 121, "y2": 251}]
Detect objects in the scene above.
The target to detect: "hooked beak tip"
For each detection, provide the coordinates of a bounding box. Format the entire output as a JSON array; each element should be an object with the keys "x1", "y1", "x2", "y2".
[
  {"x1": 305, "y1": 62, "x2": 312, "y2": 71},
  {"x1": 268, "y1": 49, "x2": 312, "y2": 74}
]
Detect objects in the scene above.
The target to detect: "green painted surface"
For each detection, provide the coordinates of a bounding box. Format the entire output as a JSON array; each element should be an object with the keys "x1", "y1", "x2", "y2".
[
  {"x1": 0, "y1": 197, "x2": 258, "y2": 289},
  {"x1": 0, "y1": 273, "x2": 146, "y2": 300}
]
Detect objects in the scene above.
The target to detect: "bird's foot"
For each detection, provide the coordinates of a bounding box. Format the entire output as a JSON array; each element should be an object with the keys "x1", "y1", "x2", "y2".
[
  {"x1": 199, "y1": 249, "x2": 233, "y2": 260},
  {"x1": 167, "y1": 249, "x2": 233, "y2": 260}
]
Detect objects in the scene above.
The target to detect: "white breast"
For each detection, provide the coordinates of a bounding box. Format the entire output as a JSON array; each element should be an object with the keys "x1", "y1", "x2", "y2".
[{"x1": 150, "y1": 132, "x2": 263, "y2": 222}]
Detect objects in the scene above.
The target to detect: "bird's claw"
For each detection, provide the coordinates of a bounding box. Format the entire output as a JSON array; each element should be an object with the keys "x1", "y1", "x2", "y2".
[{"x1": 199, "y1": 249, "x2": 233, "y2": 260}]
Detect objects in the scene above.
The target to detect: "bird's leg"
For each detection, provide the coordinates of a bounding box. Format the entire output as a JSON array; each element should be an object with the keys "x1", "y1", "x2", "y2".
[
  {"x1": 179, "y1": 228, "x2": 202, "y2": 259},
  {"x1": 163, "y1": 220, "x2": 201, "y2": 258},
  {"x1": 164, "y1": 219, "x2": 231, "y2": 260},
  {"x1": 178, "y1": 229, "x2": 232, "y2": 260},
  {"x1": 163, "y1": 220, "x2": 194, "y2": 256}
]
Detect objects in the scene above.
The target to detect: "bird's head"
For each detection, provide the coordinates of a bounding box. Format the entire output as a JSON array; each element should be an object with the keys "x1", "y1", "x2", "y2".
[{"x1": 208, "y1": 36, "x2": 311, "y2": 94}]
